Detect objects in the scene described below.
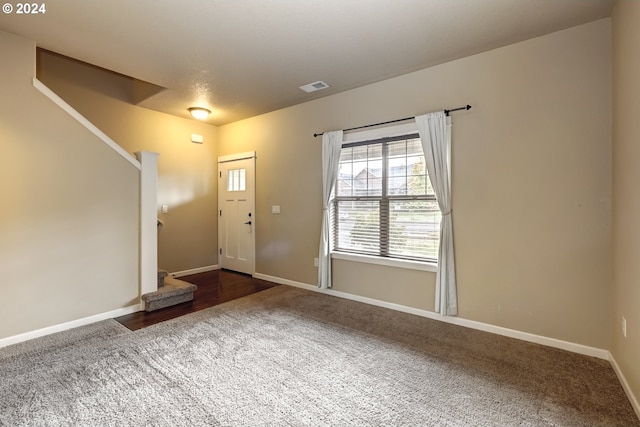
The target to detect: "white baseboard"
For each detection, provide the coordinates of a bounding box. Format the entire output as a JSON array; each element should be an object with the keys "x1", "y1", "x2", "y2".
[
  {"x1": 0, "y1": 304, "x2": 142, "y2": 349},
  {"x1": 171, "y1": 264, "x2": 219, "y2": 278},
  {"x1": 253, "y1": 273, "x2": 609, "y2": 360},
  {"x1": 609, "y1": 353, "x2": 640, "y2": 420},
  {"x1": 0, "y1": 264, "x2": 215, "y2": 349}
]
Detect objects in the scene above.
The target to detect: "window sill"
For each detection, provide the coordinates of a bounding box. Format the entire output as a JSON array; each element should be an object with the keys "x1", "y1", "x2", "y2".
[{"x1": 331, "y1": 252, "x2": 437, "y2": 273}]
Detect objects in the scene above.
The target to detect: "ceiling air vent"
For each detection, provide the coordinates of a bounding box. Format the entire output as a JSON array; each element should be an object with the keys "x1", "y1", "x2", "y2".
[{"x1": 299, "y1": 81, "x2": 330, "y2": 93}]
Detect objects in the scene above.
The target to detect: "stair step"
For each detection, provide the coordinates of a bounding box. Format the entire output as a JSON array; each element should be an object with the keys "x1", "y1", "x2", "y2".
[
  {"x1": 142, "y1": 277, "x2": 197, "y2": 312},
  {"x1": 158, "y1": 270, "x2": 169, "y2": 287}
]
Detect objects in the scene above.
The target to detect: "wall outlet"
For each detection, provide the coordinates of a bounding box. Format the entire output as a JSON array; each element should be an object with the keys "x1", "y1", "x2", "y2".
[
  {"x1": 622, "y1": 317, "x2": 627, "y2": 338},
  {"x1": 314, "y1": 258, "x2": 319, "y2": 267}
]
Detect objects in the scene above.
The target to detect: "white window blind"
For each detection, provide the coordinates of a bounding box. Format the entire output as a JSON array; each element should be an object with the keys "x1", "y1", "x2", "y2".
[{"x1": 333, "y1": 134, "x2": 440, "y2": 262}]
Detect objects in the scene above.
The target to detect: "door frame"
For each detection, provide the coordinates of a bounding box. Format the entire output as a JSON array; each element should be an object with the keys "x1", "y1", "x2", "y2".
[{"x1": 217, "y1": 151, "x2": 256, "y2": 275}]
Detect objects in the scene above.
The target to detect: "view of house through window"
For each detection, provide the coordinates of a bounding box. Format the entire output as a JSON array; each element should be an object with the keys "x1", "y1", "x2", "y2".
[{"x1": 333, "y1": 134, "x2": 441, "y2": 262}]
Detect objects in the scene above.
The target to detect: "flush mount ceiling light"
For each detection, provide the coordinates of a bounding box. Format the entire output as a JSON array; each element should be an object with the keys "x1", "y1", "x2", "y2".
[
  {"x1": 188, "y1": 107, "x2": 211, "y2": 120},
  {"x1": 299, "y1": 81, "x2": 330, "y2": 93}
]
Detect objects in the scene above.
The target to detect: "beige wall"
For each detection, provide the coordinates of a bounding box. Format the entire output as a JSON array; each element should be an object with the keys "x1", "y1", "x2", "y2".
[
  {"x1": 220, "y1": 19, "x2": 612, "y2": 349},
  {"x1": 36, "y1": 51, "x2": 219, "y2": 273},
  {"x1": 332, "y1": 260, "x2": 436, "y2": 310},
  {"x1": 612, "y1": 0, "x2": 640, "y2": 407},
  {"x1": 0, "y1": 31, "x2": 139, "y2": 339}
]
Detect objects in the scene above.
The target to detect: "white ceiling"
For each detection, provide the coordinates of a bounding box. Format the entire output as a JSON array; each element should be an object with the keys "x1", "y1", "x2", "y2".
[{"x1": 0, "y1": 0, "x2": 614, "y2": 126}]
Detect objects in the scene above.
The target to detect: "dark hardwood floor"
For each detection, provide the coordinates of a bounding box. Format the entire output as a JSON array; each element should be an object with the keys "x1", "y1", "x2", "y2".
[{"x1": 115, "y1": 269, "x2": 280, "y2": 331}]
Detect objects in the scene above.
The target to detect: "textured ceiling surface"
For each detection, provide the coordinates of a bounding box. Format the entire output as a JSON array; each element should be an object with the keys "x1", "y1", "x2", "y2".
[{"x1": 0, "y1": 0, "x2": 614, "y2": 125}]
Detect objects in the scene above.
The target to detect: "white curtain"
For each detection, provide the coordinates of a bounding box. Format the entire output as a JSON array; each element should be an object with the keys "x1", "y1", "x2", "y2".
[
  {"x1": 318, "y1": 130, "x2": 344, "y2": 289},
  {"x1": 415, "y1": 112, "x2": 458, "y2": 316}
]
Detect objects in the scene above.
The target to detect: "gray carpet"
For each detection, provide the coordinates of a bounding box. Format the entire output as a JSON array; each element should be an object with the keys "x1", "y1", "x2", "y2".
[{"x1": 0, "y1": 286, "x2": 638, "y2": 426}]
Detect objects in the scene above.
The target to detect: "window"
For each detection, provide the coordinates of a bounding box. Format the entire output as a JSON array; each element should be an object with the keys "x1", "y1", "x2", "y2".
[
  {"x1": 333, "y1": 134, "x2": 440, "y2": 262},
  {"x1": 227, "y1": 168, "x2": 246, "y2": 192}
]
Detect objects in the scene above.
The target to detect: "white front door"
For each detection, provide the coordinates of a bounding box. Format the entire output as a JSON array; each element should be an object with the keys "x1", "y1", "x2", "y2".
[{"x1": 218, "y1": 153, "x2": 255, "y2": 275}]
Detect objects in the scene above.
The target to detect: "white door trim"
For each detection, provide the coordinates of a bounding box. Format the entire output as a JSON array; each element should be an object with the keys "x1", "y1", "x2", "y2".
[
  {"x1": 217, "y1": 152, "x2": 256, "y2": 275},
  {"x1": 218, "y1": 151, "x2": 256, "y2": 163}
]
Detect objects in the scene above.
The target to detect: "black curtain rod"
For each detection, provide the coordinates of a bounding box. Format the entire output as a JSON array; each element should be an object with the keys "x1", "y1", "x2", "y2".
[{"x1": 313, "y1": 104, "x2": 471, "y2": 138}]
